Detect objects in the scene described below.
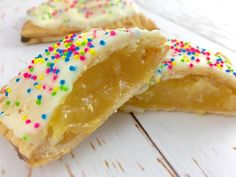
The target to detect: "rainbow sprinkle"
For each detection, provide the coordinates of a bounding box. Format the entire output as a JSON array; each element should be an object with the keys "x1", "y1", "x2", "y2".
[
  {"x1": 156, "y1": 39, "x2": 235, "y2": 79},
  {"x1": 0, "y1": 28, "x2": 140, "y2": 140}
]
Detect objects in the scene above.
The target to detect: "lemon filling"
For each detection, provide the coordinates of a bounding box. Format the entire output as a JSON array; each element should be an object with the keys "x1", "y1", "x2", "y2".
[
  {"x1": 126, "y1": 75, "x2": 236, "y2": 114},
  {"x1": 47, "y1": 45, "x2": 161, "y2": 145}
]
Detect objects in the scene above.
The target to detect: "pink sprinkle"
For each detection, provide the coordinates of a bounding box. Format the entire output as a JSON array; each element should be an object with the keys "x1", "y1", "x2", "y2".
[
  {"x1": 43, "y1": 85, "x2": 47, "y2": 89},
  {"x1": 84, "y1": 48, "x2": 89, "y2": 52},
  {"x1": 34, "y1": 123, "x2": 40, "y2": 128},
  {"x1": 25, "y1": 119, "x2": 31, "y2": 124},
  {"x1": 189, "y1": 63, "x2": 194, "y2": 68},
  {"x1": 48, "y1": 47, "x2": 53, "y2": 52},
  {"x1": 168, "y1": 65, "x2": 173, "y2": 70},
  {"x1": 46, "y1": 68, "x2": 51, "y2": 74},
  {"x1": 80, "y1": 56, "x2": 85, "y2": 61},
  {"x1": 55, "y1": 54, "x2": 60, "y2": 58},
  {"x1": 53, "y1": 75, "x2": 58, "y2": 81},
  {"x1": 196, "y1": 59, "x2": 200, "y2": 63},
  {"x1": 31, "y1": 75, "x2": 37, "y2": 80},
  {"x1": 110, "y1": 31, "x2": 116, "y2": 36},
  {"x1": 23, "y1": 73, "x2": 29, "y2": 78}
]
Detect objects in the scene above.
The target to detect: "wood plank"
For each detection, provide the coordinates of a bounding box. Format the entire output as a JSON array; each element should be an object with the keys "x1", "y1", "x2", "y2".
[
  {"x1": 0, "y1": 113, "x2": 177, "y2": 177},
  {"x1": 134, "y1": 112, "x2": 236, "y2": 177},
  {"x1": 134, "y1": 0, "x2": 236, "y2": 52}
]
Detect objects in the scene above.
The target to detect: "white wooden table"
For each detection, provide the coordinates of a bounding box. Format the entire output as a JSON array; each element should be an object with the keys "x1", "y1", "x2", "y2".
[{"x1": 0, "y1": 0, "x2": 236, "y2": 177}]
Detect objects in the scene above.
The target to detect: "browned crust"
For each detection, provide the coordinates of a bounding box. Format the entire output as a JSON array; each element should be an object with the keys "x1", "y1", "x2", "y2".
[{"x1": 21, "y1": 13, "x2": 158, "y2": 44}]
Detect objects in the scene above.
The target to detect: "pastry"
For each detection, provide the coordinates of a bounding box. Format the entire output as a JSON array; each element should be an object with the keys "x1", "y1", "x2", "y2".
[
  {"x1": 123, "y1": 39, "x2": 236, "y2": 116},
  {"x1": 21, "y1": 0, "x2": 157, "y2": 44},
  {"x1": 0, "y1": 28, "x2": 167, "y2": 166}
]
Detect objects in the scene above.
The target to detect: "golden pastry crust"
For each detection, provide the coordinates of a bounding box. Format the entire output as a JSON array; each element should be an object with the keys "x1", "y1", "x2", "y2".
[
  {"x1": 21, "y1": 14, "x2": 158, "y2": 44},
  {"x1": 122, "y1": 39, "x2": 236, "y2": 117},
  {"x1": 0, "y1": 28, "x2": 167, "y2": 166}
]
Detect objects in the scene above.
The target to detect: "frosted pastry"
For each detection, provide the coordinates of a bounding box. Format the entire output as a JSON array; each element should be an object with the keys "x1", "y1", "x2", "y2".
[
  {"x1": 0, "y1": 28, "x2": 166, "y2": 166},
  {"x1": 21, "y1": 0, "x2": 157, "y2": 44},
  {"x1": 123, "y1": 39, "x2": 236, "y2": 116}
]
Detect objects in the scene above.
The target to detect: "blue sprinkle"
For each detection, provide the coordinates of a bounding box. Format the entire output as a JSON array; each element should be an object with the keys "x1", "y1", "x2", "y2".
[
  {"x1": 51, "y1": 56, "x2": 55, "y2": 59},
  {"x1": 69, "y1": 66, "x2": 77, "y2": 71},
  {"x1": 50, "y1": 63, "x2": 54, "y2": 68},
  {"x1": 100, "y1": 40, "x2": 106, "y2": 46},
  {"x1": 67, "y1": 51, "x2": 73, "y2": 57},
  {"x1": 16, "y1": 78, "x2": 20, "y2": 82},
  {"x1": 88, "y1": 38, "x2": 92, "y2": 42},
  {"x1": 171, "y1": 58, "x2": 175, "y2": 62},
  {"x1": 27, "y1": 88, "x2": 32, "y2": 93},
  {"x1": 45, "y1": 58, "x2": 48, "y2": 61},
  {"x1": 41, "y1": 114, "x2": 47, "y2": 120},
  {"x1": 37, "y1": 95, "x2": 42, "y2": 100},
  {"x1": 0, "y1": 111, "x2": 4, "y2": 116},
  {"x1": 191, "y1": 56, "x2": 195, "y2": 60},
  {"x1": 5, "y1": 92, "x2": 8, "y2": 97},
  {"x1": 33, "y1": 82, "x2": 38, "y2": 86},
  {"x1": 226, "y1": 70, "x2": 230, "y2": 73},
  {"x1": 60, "y1": 80, "x2": 65, "y2": 85},
  {"x1": 65, "y1": 57, "x2": 70, "y2": 62},
  {"x1": 56, "y1": 69, "x2": 60, "y2": 74},
  {"x1": 37, "y1": 54, "x2": 42, "y2": 58}
]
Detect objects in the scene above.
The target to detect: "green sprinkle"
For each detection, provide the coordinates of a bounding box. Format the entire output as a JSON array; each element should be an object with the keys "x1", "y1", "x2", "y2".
[
  {"x1": 52, "y1": 92, "x2": 57, "y2": 96},
  {"x1": 22, "y1": 135, "x2": 30, "y2": 141},
  {"x1": 6, "y1": 101, "x2": 11, "y2": 106},
  {"x1": 15, "y1": 101, "x2": 20, "y2": 107},
  {"x1": 36, "y1": 100, "x2": 42, "y2": 105}
]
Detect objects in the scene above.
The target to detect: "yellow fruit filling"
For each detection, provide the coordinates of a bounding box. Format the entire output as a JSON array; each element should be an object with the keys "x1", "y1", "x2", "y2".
[
  {"x1": 126, "y1": 75, "x2": 236, "y2": 114},
  {"x1": 47, "y1": 45, "x2": 163, "y2": 146}
]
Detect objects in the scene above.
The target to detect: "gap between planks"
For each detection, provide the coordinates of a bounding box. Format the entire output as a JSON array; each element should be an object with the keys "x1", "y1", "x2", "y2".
[{"x1": 130, "y1": 113, "x2": 180, "y2": 177}]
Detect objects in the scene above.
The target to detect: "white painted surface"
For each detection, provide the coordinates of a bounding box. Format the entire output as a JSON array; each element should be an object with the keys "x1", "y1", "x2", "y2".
[{"x1": 0, "y1": 0, "x2": 236, "y2": 177}]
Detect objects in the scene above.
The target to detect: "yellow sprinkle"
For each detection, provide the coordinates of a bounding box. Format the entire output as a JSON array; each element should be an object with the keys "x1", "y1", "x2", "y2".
[
  {"x1": 39, "y1": 75, "x2": 44, "y2": 81},
  {"x1": 53, "y1": 44, "x2": 58, "y2": 48},
  {"x1": 80, "y1": 51, "x2": 85, "y2": 55},
  {"x1": 7, "y1": 88, "x2": 11, "y2": 93},
  {"x1": 53, "y1": 86, "x2": 59, "y2": 92},
  {"x1": 76, "y1": 41, "x2": 82, "y2": 46},
  {"x1": 22, "y1": 115, "x2": 27, "y2": 121},
  {"x1": 74, "y1": 54, "x2": 80, "y2": 60},
  {"x1": 172, "y1": 61, "x2": 176, "y2": 66},
  {"x1": 186, "y1": 58, "x2": 190, "y2": 63},
  {"x1": 34, "y1": 59, "x2": 38, "y2": 64},
  {"x1": 89, "y1": 49, "x2": 96, "y2": 55},
  {"x1": 54, "y1": 59, "x2": 59, "y2": 63},
  {"x1": 36, "y1": 85, "x2": 41, "y2": 89}
]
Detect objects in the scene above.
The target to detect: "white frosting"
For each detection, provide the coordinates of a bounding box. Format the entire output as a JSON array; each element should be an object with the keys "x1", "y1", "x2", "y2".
[
  {"x1": 0, "y1": 28, "x2": 164, "y2": 142},
  {"x1": 156, "y1": 39, "x2": 236, "y2": 85},
  {"x1": 28, "y1": 0, "x2": 139, "y2": 29}
]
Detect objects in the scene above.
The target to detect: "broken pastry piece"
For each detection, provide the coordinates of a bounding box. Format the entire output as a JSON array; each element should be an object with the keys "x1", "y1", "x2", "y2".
[
  {"x1": 0, "y1": 28, "x2": 166, "y2": 166},
  {"x1": 123, "y1": 39, "x2": 236, "y2": 116},
  {"x1": 21, "y1": 0, "x2": 157, "y2": 44}
]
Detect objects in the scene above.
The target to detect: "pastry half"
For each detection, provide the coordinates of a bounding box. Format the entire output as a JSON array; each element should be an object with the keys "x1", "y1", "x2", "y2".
[
  {"x1": 123, "y1": 39, "x2": 236, "y2": 116},
  {"x1": 21, "y1": 0, "x2": 157, "y2": 44},
  {"x1": 0, "y1": 28, "x2": 167, "y2": 166}
]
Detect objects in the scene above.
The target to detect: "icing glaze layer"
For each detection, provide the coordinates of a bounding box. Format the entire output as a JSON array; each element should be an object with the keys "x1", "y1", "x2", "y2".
[
  {"x1": 28, "y1": 0, "x2": 139, "y2": 29},
  {"x1": 156, "y1": 39, "x2": 235, "y2": 82},
  {"x1": 0, "y1": 28, "x2": 164, "y2": 142}
]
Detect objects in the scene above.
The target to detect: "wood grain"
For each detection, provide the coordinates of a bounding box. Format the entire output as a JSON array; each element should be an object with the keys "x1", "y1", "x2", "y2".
[
  {"x1": 1, "y1": 0, "x2": 236, "y2": 177},
  {"x1": 134, "y1": 0, "x2": 236, "y2": 52},
  {"x1": 135, "y1": 111, "x2": 236, "y2": 177}
]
